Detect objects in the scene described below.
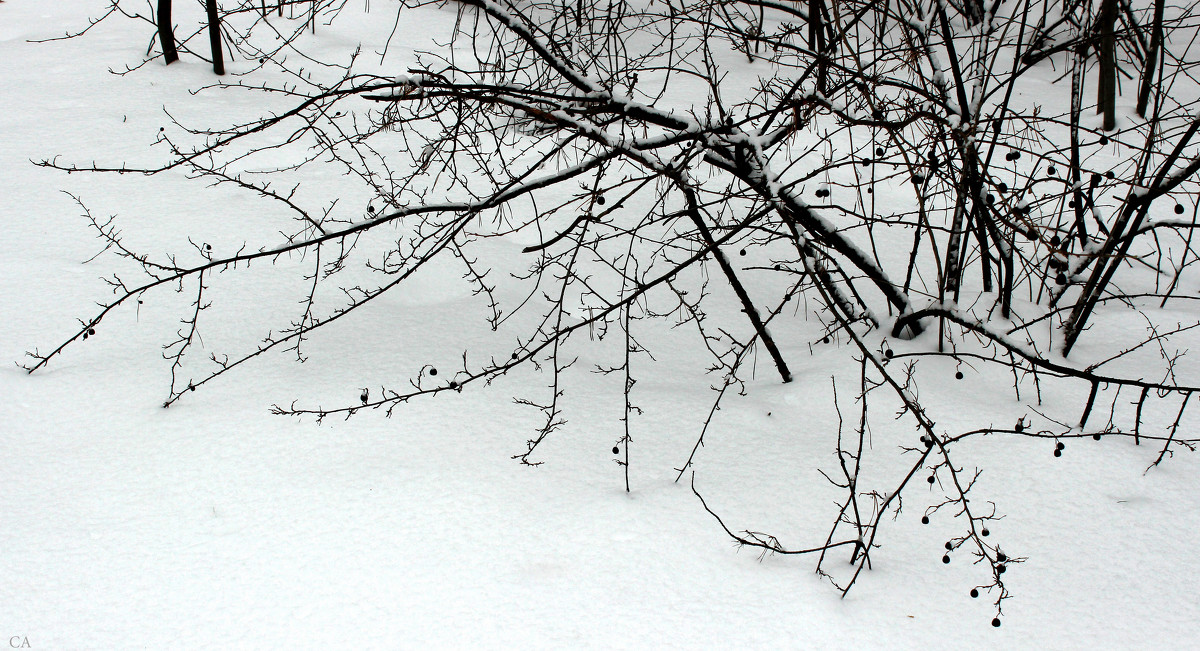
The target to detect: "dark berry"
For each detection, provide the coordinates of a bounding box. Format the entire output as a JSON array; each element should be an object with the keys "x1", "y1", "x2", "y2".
[
  {"x1": 955, "y1": 371, "x2": 964, "y2": 380},
  {"x1": 1056, "y1": 441, "x2": 1065, "y2": 450},
  {"x1": 1050, "y1": 234, "x2": 1061, "y2": 247},
  {"x1": 1068, "y1": 200, "x2": 1076, "y2": 208},
  {"x1": 612, "y1": 446, "x2": 620, "y2": 455},
  {"x1": 997, "y1": 551, "x2": 1007, "y2": 562},
  {"x1": 739, "y1": 249, "x2": 747, "y2": 256},
  {"x1": 942, "y1": 554, "x2": 951, "y2": 564},
  {"x1": 1015, "y1": 422, "x2": 1025, "y2": 433},
  {"x1": 82, "y1": 332, "x2": 88, "y2": 340},
  {"x1": 945, "y1": 541, "x2": 953, "y2": 550},
  {"x1": 205, "y1": 243, "x2": 212, "y2": 251},
  {"x1": 1053, "y1": 449, "x2": 1062, "y2": 457},
  {"x1": 997, "y1": 564, "x2": 1006, "y2": 573},
  {"x1": 992, "y1": 618, "x2": 1001, "y2": 627},
  {"x1": 1056, "y1": 272, "x2": 1067, "y2": 286},
  {"x1": 866, "y1": 187, "x2": 873, "y2": 194},
  {"x1": 428, "y1": 367, "x2": 438, "y2": 376},
  {"x1": 987, "y1": 193, "x2": 995, "y2": 204},
  {"x1": 876, "y1": 147, "x2": 885, "y2": 157},
  {"x1": 1105, "y1": 170, "x2": 1115, "y2": 179},
  {"x1": 449, "y1": 381, "x2": 458, "y2": 389},
  {"x1": 511, "y1": 352, "x2": 518, "y2": 360},
  {"x1": 1011, "y1": 152, "x2": 1021, "y2": 161},
  {"x1": 1176, "y1": 204, "x2": 1186, "y2": 215},
  {"x1": 982, "y1": 528, "x2": 990, "y2": 537},
  {"x1": 914, "y1": 174, "x2": 925, "y2": 184},
  {"x1": 1093, "y1": 433, "x2": 1101, "y2": 440},
  {"x1": 861, "y1": 159, "x2": 871, "y2": 166},
  {"x1": 998, "y1": 182, "x2": 1008, "y2": 192},
  {"x1": 596, "y1": 196, "x2": 606, "y2": 205},
  {"x1": 822, "y1": 337, "x2": 830, "y2": 344},
  {"x1": 971, "y1": 588, "x2": 980, "y2": 598},
  {"x1": 1048, "y1": 166, "x2": 1057, "y2": 176},
  {"x1": 1099, "y1": 136, "x2": 1109, "y2": 146},
  {"x1": 1005, "y1": 152, "x2": 1015, "y2": 161},
  {"x1": 928, "y1": 475, "x2": 936, "y2": 484},
  {"x1": 88, "y1": 328, "x2": 96, "y2": 336},
  {"x1": 884, "y1": 349, "x2": 894, "y2": 359},
  {"x1": 258, "y1": 58, "x2": 265, "y2": 64},
  {"x1": 921, "y1": 515, "x2": 930, "y2": 524}
]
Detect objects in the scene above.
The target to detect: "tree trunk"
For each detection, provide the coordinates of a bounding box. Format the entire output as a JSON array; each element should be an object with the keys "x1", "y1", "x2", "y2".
[
  {"x1": 1097, "y1": 0, "x2": 1117, "y2": 131},
  {"x1": 157, "y1": 0, "x2": 178, "y2": 65},
  {"x1": 206, "y1": 0, "x2": 225, "y2": 75},
  {"x1": 1137, "y1": 0, "x2": 1165, "y2": 117}
]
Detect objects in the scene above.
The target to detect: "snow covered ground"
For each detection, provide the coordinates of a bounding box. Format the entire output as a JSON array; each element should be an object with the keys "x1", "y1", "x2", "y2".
[{"x1": 2, "y1": 0, "x2": 1199, "y2": 648}]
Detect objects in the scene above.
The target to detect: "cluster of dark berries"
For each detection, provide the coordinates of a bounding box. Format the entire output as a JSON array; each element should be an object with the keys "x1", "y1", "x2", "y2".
[{"x1": 1053, "y1": 440, "x2": 1065, "y2": 457}]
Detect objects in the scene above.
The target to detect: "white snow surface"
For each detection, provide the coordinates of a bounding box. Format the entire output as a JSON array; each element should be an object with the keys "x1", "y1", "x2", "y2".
[{"x1": 1, "y1": 1, "x2": 1198, "y2": 648}]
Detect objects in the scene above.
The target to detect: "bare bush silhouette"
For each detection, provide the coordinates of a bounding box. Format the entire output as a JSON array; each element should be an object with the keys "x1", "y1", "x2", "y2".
[{"x1": 27, "y1": 0, "x2": 1200, "y2": 625}]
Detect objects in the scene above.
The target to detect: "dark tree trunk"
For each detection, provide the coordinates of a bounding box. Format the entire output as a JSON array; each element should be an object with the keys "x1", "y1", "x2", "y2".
[
  {"x1": 1097, "y1": 0, "x2": 1117, "y2": 131},
  {"x1": 157, "y1": 0, "x2": 178, "y2": 65},
  {"x1": 206, "y1": 0, "x2": 225, "y2": 75},
  {"x1": 1137, "y1": 0, "x2": 1165, "y2": 117},
  {"x1": 809, "y1": 0, "x2": 827, "y2": 95}
]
